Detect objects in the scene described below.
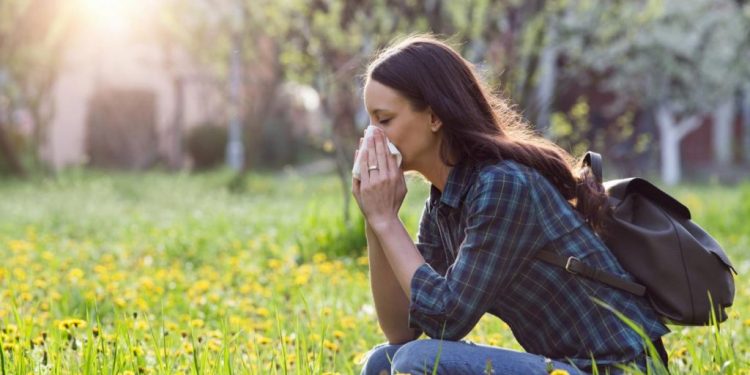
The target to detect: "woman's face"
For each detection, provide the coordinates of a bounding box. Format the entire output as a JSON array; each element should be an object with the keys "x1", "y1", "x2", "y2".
[{"x1": 363, "y1": 79, "x2": 439, "y2": 172}]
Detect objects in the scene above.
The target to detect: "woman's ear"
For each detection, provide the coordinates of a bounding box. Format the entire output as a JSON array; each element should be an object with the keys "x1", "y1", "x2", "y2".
[{"x1": 428, "y1": 108, "x2": 443, "y2": 132}]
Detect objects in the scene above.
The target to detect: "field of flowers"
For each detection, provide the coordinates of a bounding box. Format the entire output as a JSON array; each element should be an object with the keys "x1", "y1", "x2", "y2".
[{"x1": 0, "y1": 170, "x2": 748, "y2": 374}]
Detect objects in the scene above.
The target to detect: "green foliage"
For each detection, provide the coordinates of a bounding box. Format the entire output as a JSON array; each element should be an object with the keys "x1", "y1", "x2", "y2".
[
  {"x1": 186, "y1": 124, "x2": 228, "y2": 171},
  {"x1": 0, "y1": 173, "x2": 748, "y2": 373}
]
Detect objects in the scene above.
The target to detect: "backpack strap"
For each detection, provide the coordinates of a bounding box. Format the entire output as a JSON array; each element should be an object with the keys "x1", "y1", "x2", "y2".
[
  {"x1": 582, "y1": 151, "x2": 603, "y2": 184},
  {"x1": 535, "y1": 250, "x2": 647, "y2": 296}
]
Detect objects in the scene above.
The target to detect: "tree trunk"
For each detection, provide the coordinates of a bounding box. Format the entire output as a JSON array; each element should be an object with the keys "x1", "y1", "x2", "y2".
[
  {"x1": 226, "y1": 31, "x2": 244, "y2": 171},
  {"x1": 0, "y1": 123, "x2": 26, "y2": 177},
  {"x1": 534, "y1": 18, "x2": 558, "y2": 137},
  {"x1": 170, "y1": 76, "x2": 185, "y2": 170},
  {"x1": 656, "y1": 105, "x2": 701, "y2": 186},
  {"x1": 711, "y1": 98, "x2": 735, "y2": 166},
  {"x1": 742, "y1": 84, "x2": 750, "y2": 165}
]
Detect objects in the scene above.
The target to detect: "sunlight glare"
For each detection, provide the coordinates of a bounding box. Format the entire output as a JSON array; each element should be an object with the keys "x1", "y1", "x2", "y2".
[{"x1": 79, "y1": 0, "x2": 132, "y2": 37}]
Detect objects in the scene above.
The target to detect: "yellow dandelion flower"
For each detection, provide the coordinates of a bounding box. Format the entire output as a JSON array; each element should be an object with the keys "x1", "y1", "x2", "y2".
[
  {"x1": 189, "y1": 319, "x2": 204, "y2": 329},
  {"x1": 323, "y1": 339, "x2": 339, "y2": 352},
  {"x1": 356, "y1": 256, "x2": 369, "y2": 266},
  {"x1": 318, "y1": 262, "x2": 335, "y2": 275},
  {"x1": 256, "y1": 335, "x2": 273, "y2": 345},
  {"x1": 207, "y1": 338, "x2": 222, "y2": 352},
  {"x1": 2, "y1": 324, "x2": 17, "y2": 334},
  {"x1": 286, "y1": 352, "x2": 297, "y2": 365},
  {"x1": 293, "y1": 273, "x2": 310, "y2": 285},
  {"x1": 313, "y1": 253, "x2": 327, "y2": 263},
  {"x1": 68, "y1": 268, "x2": 84, "y2": 281},
  {"x1": 550, "y1": 370, "x2": 570, "y2": 375},
  {"x1": 134, "y1": 320, "x2": 149, "y2": 331},
  {"x1": 673, "y1": 347, "x2": 688, "y2": 358},
  {"x1": 256, "y1": 307, "x2": 271, "y2": 318},
  {"x1": 332, "y1": 330, "x2": 345, "y2": 340},
  {"x1": 12, "y1": 268, "x2": 27, "y2": 281},
  {"x1": 114, "y1": 297, "x2": 127, "y2": 307},
  {"x1": 267, "y1": 259, "x2": 283, "y2": 270},
  {"x1": 283, "y1": 334, "x2": 296, "y2": 345},
  {"x1": 8, "y1": 240, "x2": 32, "y2": 252},
  {"x1": 182, "y1": 342, "x2": 194, "y2": 354},
  {"x1": 341, "y1": 316, "x2": 356, "y2": 329}
]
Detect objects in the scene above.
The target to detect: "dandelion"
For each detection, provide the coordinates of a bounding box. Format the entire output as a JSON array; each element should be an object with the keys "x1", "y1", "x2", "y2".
[
  {"x1": 313, "y1": 253, "x2": 327, "y2": 263},
  {"x1": 134, "y1": 319, "x2": 150, "y2": 331},
  {"x1": 132, "y1": 346, "x2": 144, "y2": 357},
  {"x1": 267, "y1": 259, "x2": 283, "y2": 270},
  {"x1": 673, "y1": 347, "x2": 688, "y2": 358},
  {"x1": 57, "y1": 318, "x2": 87, "y2": 331},
  {"x1": 207, "y1": 338, "x2": 222, "y2": 352},
  {"x1": 67, "y1": 268, "x2": 84, "y2": 282},
  {"x1": 255, "y1": 335, "x2": 272, "y2": 345},
  {"x1": 255, "y1": 307, "x2": 271, "y2": 318},
  {"x1": 323, "y1": 339, "x2": 339, "y2": 352},
  {"x1": 549, "y1": 370, "x2": 569, "y2": 375},
  {"x1": 356, "y1": 256, "x2": 369, "y2": 266}
]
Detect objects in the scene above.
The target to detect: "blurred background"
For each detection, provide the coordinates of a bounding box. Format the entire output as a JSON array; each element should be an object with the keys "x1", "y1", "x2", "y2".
[{"x1": 1, "y1": 0, "x2": 749, "y2": 187}]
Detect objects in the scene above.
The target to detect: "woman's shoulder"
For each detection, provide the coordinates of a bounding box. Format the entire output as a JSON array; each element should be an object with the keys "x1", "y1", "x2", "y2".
[
  {"x1": 469, "y1": 159, "x2": 577, "y2": 213},
  {"x1": 472, "y1": 159, "x2": 539, "y2": 188}
]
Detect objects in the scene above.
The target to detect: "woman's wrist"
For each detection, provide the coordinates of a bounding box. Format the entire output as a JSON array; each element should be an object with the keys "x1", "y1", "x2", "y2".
[{"x1": 368, "y1": 215, "x2": 401, "y2": 235}]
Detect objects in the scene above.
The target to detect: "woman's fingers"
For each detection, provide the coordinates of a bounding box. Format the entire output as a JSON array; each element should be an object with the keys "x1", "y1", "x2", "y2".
[
  {"x1": 374, "y1": 130, "x2": 389, "y2": 176},
  {"x1": 366, "y1": 134, "x2": 378, "y2": 177},
  {"x1": 360, "y1": 147, "x2": 371, "y2": 185}
]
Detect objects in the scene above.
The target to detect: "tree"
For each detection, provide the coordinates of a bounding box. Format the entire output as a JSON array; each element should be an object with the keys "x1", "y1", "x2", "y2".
[
  {"x1": 0, "y1": 0, "x2": 73, "y2": 175},
  {"x1": 559, "y1": 0, "x2": 748, "y2": 185}
]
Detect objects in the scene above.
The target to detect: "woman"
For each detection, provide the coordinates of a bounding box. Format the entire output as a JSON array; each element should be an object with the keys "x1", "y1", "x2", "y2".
[{"x1": 352, "y1": 35, "x2": 669, "y2": 375}]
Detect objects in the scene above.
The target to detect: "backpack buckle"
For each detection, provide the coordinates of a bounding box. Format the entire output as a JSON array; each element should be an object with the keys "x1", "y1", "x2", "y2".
[{"x1": 565, "y1": 257, "x2": 582, "y2": 274}]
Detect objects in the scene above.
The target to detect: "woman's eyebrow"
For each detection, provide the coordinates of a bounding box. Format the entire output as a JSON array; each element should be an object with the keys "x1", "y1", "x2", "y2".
[{"x1": 370, "y1": 109, "x2": 391, "y2": 116}]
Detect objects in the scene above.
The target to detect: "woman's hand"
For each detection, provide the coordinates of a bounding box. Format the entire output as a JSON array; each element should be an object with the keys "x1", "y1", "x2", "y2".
[{"x1": 352, "y1": 128, "x2": 407, "y2": 229}]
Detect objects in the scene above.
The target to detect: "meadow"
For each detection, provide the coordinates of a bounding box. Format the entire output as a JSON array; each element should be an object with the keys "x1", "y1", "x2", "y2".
[{"x1": 0, "y1": 169, "x2": 748, "y2": 374}]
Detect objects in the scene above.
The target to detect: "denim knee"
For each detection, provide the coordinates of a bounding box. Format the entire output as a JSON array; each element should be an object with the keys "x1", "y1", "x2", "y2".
[
  {"x1": 390, "y1": 340, "x2": 441, "y2": 374},
  {"x1": 360, "y1": 343, "x2": 401, "y2": 375}
]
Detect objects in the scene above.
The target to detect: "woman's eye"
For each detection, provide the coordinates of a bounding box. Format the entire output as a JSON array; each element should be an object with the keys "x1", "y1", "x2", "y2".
[{"x1": 379, "y1": 119, "x2": 391, "y2": 125}]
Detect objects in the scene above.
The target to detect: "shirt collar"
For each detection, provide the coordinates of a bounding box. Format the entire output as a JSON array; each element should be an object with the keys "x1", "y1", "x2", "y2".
[{"x1": 429, "y1": 160, "x2": 477, "y2": 209}]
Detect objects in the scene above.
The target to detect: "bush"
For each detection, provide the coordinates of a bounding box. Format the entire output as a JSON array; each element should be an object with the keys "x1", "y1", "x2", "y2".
[{"x1": 186, "y1": 124, "x2": 227, "y2": 170}]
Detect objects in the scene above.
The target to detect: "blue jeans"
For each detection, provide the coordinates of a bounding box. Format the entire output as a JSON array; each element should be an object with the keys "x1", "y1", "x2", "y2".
[
  {"x1": 359, "y1": 339, "x2": 587, "y2": 375},
  {"x1": 359, "y1": 339, "x2": 652, "y2": 375}
]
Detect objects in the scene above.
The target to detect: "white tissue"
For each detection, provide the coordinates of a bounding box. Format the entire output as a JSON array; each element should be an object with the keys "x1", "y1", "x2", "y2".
[{"x1": 352, "y1": 125, "x2": 403, "y2": 180}]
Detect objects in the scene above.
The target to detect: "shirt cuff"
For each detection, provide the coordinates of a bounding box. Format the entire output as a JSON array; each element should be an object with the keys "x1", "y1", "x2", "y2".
[{"x1": 408, "y1": 262, "x2": 446, "y2": 334}]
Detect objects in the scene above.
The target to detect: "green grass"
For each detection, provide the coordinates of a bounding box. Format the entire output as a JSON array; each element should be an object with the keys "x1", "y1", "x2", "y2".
[{"x1": 0, "y1": 169, "x2": 747, "y2": 374}]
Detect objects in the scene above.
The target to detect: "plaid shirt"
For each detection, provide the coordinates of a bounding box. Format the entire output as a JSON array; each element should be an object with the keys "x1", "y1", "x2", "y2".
[{"x1": 408, "y1": 159, "x2": 669, "y2": 370}]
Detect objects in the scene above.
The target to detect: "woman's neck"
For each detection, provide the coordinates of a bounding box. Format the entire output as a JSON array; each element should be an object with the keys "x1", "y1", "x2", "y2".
[{"x1": 417, "y1": 159, "x2": 452, "y2": 192}]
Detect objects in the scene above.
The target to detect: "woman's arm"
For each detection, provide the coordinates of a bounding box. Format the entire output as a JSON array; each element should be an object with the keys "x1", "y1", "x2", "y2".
[{"x1": 366, "y1": 220, "x2": 420, "y2": 344}]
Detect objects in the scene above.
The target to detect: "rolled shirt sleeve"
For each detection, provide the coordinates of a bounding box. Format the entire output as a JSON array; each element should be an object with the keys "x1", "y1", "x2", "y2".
[
  {"x1": 409, "y1": 199, "x2": 448, "y2": 340},
  {"x1": 408, "y1": 169, "x2": 540, "y2": 341}
]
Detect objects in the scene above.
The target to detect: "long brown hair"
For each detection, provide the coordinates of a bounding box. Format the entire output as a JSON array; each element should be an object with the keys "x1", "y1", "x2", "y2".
[{"x1": 366, "y1": 35, "x2": 610, "y2": 234}]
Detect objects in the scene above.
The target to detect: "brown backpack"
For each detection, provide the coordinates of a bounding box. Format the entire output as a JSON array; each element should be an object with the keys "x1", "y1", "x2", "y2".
[{"x1": 535, "y1": 152, "x2": 736, "y2": 326}]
